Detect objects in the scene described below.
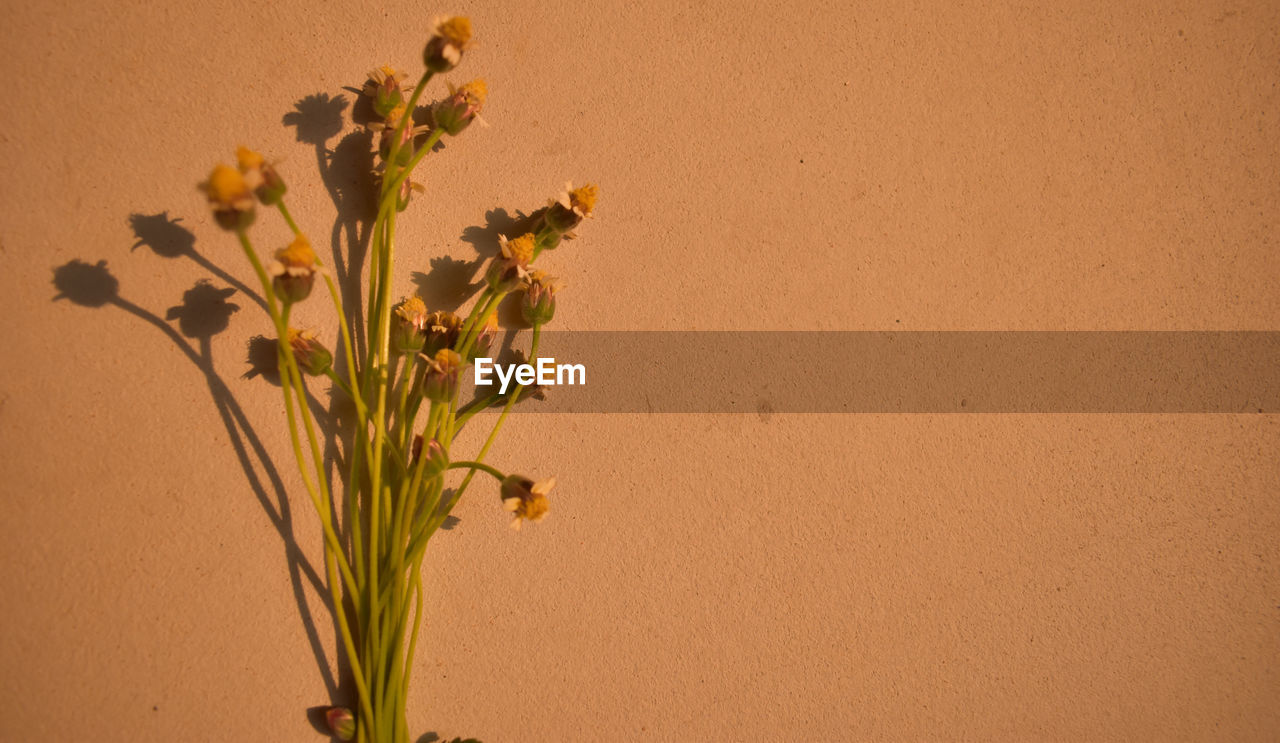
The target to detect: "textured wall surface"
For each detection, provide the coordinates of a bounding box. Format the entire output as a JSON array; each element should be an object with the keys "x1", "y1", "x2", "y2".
[{"x1": 1, "y1": 1, "x2": 1277, "y2": 740}]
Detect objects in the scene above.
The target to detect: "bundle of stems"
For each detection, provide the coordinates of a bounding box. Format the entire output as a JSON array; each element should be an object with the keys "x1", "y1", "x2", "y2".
[{"x1": 199, "y1": 16, "x2": 597, "y2": 743}]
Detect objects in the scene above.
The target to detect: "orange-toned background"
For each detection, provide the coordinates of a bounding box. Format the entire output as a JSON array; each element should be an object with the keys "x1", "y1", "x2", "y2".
[{"x1": 2, "y1": 1, "x2": 1278, "y2": 740}]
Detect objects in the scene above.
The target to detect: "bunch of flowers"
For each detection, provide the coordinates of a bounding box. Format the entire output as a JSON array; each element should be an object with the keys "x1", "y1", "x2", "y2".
[{"x1": 200, "y1": 16, "x2": 597, "y2": 742}]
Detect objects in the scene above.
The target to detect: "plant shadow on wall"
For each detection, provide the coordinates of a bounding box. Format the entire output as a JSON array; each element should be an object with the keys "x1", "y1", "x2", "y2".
[{"x1": 57, "y1": 20, "x2": 599, "y2": 739}]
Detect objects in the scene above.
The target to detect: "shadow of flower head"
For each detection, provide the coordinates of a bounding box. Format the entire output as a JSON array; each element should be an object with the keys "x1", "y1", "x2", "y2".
[
  {"x1": 165, "y1": 280, "x2": 240, "y2": 339},
  {"x1": 243, "y1": 334, "x2": 282, "y2": 385},
  {"x1": 410, "y1": 255, "x2": 484, "y2": 312},
  {"x1": 328, "y1": 130, "x2": 378, "y2": 218},
  {"x1": 129, "y1": 212, "x2": 195, "y2": 258},
  {"x1": 52, "y1": 259, "x2": 119, "y2": 307},
  {"x1": 283, "y1": 93, "x2": 349, "y2": 146}
]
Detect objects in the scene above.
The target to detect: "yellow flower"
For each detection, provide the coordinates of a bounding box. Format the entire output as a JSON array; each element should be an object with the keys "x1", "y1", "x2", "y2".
[
  {"x1": 267, "y1": 235, "x2": 321, "y2": 303},
  {"x1": 545, "y1": 181, "x2": 599, "y2": 234},
  {"x1": 201, "y1": 163, "x2": 256, "y2": 230},
  {"x1": 500, "y1": 475, "x2": 554, "y2": 529},
  {"x1": 236, "y1": 146, "x2": 264, "y2": 172}
]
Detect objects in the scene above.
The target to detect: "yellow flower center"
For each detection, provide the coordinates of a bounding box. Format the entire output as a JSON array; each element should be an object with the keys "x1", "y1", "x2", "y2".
[
  {"x1": 570, "y1": 184, "x2": 598, "y2": 216},
  {"x1": 276, "y1": 235, "x2": 317, "y2": 267},
  {"x1": 378, "y1": 64, "x2": 398, "y2": 81},
  {"x1": 458, "y1": 78, "x2": 487, "y2": 108},
  {"x1": 503, "y1": 233, "x2": 535, "y2": 264},
  {"x1": 386, "y1": 103, "x2": 408, "y2": 126},
  {"x1": 437, "y1": 16, "x2": 472, "y2": 47},
  {"x1": 236, "y1": 146, "x2": 264, "y2": 172},
  {"x1": 522, "y1": 493, "x2": 549, "y2": 521},
  {"x1": 433, "y1": 348, "x2": 461, "y2": 369},
  {"x1": 206, "y1": 164, "x2": 248, "y2": 203}
]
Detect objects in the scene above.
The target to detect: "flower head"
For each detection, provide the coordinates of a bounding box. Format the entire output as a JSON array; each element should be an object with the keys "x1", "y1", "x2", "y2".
[
  {"x1": 392, "y1": 295, "x2": 429, "y2": 353},
  {"x1": 487, "y1": 233, "x2": 535, "y2": 292},
  {"x1": 324, "y1": 707, "x2": 355, "y2": 741},
  {"x1": 434, "y1": 78, "x2": 488, "y2": 136},
  {"x1": 521, "y1": 270, "x2": 563, "y2": 326},
  {"x1": 421, "y1": 348, "x2": 463, "y2": 402},
  {"x1": 236, "y1": 146, "x2": 287, "y2": 205},
  {"x1": 545, "y1": 181, "x2": 598, "y2": 234},
  {"x1": 267, "y1": 234, "x2": 321, "y2": 303},
  {"x1": 500, "y1": 475, "x2": 554, "y2": 529},
  {"x1": 472, "y1": 308, "x2": 500, "y2": 359},
  {"x1": 424, "y1": 16, "x2": 473, "y2": 72},
  {"x1": 423, "y1": 309, "x2": 462, "y2": 356},
  {"x1": 200, "y1": 163, "x2": 255, "y2": 230}
]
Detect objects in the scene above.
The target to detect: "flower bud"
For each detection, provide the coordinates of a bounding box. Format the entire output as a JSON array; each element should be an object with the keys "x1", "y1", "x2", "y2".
[
  {"x1": 324, "y1": 707, "x2": 355, "y2": 741},
  {"x1": 544, "y1": 182, "x2": 599, "y2": 234},
  {"x1": 421, "y1": 348, "x2": 462, "y2": 403},
  {"x1": 200, "y1": 163, "x2": 255, "y2": 230},
  {"x1": 423, "y1": 16, "x2": 473, "y2": 73},
  {"x1": 411, "y1": 435, "x2": 449, "y2": 479},
  {"x1": 267, "y1": 235, "x2": 321, "y2": 303},
  {"x1": 286, "y1": 329, "x2": 332, "y2": 376},
  {"x1": 392, "y1": 296, "x2": 428, "y2": 354},
  {"x1": 433, "y1": 79, "x2": 486, "y2": 136},
  {"x1": 471, "y1": 310, "x2": 499, "y2": 360},
  {"x1": 500, "y1": 475, "x2": 554, "y2": 529},
  {"x1": 521, "y1": 270, "x2": 562, "y2": 326},
  {"x1": 377, "y1": 105, "x2": 416, "y2": 166},
  {"x1": 364, "y1": 65, "x2": 406, "y2": 119}
]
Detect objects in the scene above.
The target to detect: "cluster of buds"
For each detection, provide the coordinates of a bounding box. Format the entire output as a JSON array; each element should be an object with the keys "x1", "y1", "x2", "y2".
[
  {"x1": 286, "y1": 328, "x2": 333, "y2": 376},
  {"x1": 423, "y1": 16, "x2": 473, "y2": 73},
  {"x1": 487, "y1": 233, "x2": 534, "y2": 292},
  {"x1": 434, "y1": 79, "x2": 487, "y2": 136},
  {"x1": 521, "y1": 270, "x2": 562, "y2": 326},
  {"x1": 267, "y1": 234, "x2": 322, "y2": 303},
  {"x1": 500, "y1": 475, "x2": 554, "y2": 529}
]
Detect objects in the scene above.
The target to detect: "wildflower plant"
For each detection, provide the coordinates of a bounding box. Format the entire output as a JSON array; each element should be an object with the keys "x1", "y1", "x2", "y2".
[{"x1": 200, "y1": 17, "x2": 597, "y2": 742}]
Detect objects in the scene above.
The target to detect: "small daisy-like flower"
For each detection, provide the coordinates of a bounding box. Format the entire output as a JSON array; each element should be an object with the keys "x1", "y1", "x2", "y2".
[
  {"x1": 236, "y1": 146, "x2": 288, "y2": 205},
  {"x1": 372, "y1": 103, "x2": 431, "y2": 166},
  {"x1": 421, "y1": 348, "x2": 463, "y2": 402},
  {"x1": 486, "y1": 233, "x2": 535, "y2": 292},
  {"x1": 267, "y1": 234, "x2": 322, "y2": 303},
  {"x1": 200, "y1": 163, "x2": 255, "y2": 230},
  {"x1": 392, "y1": 295, "x2": 429, "y2": 353},
  {"x1": 521, "y1": 270, "x2": 563, "y2": 326},
  {"x1": 500, "y1": 475, "x2": 554, "y2": 529},
  {"x1": 286, "y1": 328, "x2": 333, "y2": 376},
  {"x1": 363, "y1": 64, "x2": 406, "y2": 118},
  {"x1": 433, "y1": 78, "x2": 488, "y2": 136},
  {"x1": 545, "y1": 181, "x2": 599, "y2": 234},
  {"x1": 424, "y1": 16, "x2": 474, "y2": 72}
]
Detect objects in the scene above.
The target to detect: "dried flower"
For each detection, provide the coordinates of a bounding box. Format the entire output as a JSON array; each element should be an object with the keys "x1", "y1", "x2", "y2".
[
  {"x1": 267, "y1": 234, "x2": 321, "y2": 303},
  {"x1": 200, "y1": 164, "x2": 255, "y2": 230},
  {"x1": 236, "y1": 146, "x2": 287, "y2": 205},
  {"x1": 421, "y1": 348, "x2": 462, "y2": 402},
  {"x1": 433, "y1": 79, "x2": 487, "y2": 136},
  {"x1": 545, "y1": 181, "x2": 598, "y2": 234},
  {"x1": 392, "y1": 295, "x2": 429, "y2": 354},
  {"x1": 423, "y1": 309, "x2": 462, "y2": 356},
  {"x1": 486, "y1": 233, "x2": 534, "y2": 292},
  {"x1": 364, "y1": 64, "x2": 406, "y2": 118},
  {"x1": 324, "y1": 707, "x2": 355, "y2": 741},
  {"x1": 500, "y1": 475, "x2": 554, "y2": 529},
  {"x1": 424, "y1": 16, "x2": 473, "y2": 73},
  {"x1": 521, "y1": 270, "x2": 562, "y2": 326},
  {"x1": 286, "y1": 328, "x2": 333, "y2": 376}
]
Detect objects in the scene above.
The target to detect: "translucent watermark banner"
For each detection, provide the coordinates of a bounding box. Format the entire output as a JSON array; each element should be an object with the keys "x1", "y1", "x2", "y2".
[{"x1": 465, "y1": 332, "x2": 1280, "y2": 413}]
